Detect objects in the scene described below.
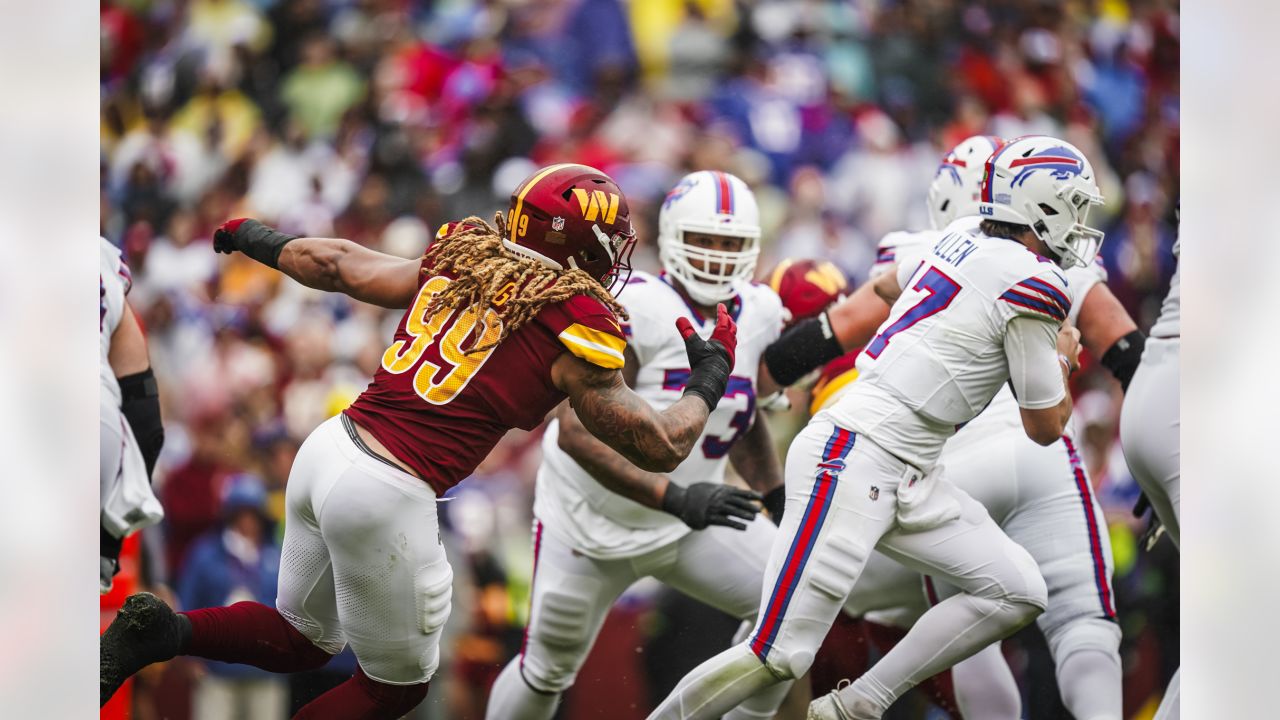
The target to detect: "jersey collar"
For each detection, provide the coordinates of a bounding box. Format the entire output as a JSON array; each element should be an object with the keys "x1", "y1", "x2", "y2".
[{"x1": 658, "y1": 272, "x2": 743, "y2": 325}]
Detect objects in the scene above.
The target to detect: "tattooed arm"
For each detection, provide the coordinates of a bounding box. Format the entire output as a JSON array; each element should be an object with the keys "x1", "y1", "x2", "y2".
[
  {"x1": 551, "y1": 354, "x2": 709, "y2": 474},
  {"x1": 555, "y1": 349, "x2": 671, "y2": 508}
]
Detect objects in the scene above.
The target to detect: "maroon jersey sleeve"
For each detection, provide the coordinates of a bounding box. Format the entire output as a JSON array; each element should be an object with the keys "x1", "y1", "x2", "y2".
[
  {"x1": 343, "y1": 257, "x2": 624, "y2": 494},
  {"x1": 533, "y1": 294, "x2": 627, "y2": 370}
]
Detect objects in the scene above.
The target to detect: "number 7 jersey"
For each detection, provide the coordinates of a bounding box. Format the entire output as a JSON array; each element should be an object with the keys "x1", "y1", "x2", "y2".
[
  {"x1": 824, "y1": 226, "x2": 1071, "y2": 470},
  {"x1": 534, "y1": 272, "x2": 784, "y2": 559}
]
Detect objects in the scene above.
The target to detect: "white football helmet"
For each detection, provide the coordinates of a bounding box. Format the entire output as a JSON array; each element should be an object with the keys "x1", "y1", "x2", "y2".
[
  {"x1": 658, "y1": 170, "x2": 761, "y2": 305},
  {"x1": 978, "y1": 135, "x2": 1106, "y2": 269},
  {"x1": 926, "y1": 135, "x2": 1005, "y2": 230}
]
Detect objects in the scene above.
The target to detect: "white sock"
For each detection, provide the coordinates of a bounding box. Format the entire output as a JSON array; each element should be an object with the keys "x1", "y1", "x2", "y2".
[
  {"x1": 1056, "y1": 647, "x2": 1123, "y2": 720},
  {"x1": 844, "y1": 593, "x2": 1038, "y2": 710},
  {"x1": 723, "y1": 678, "x2": 794, "y2": 719},
  {"x1": 485, "y1": 658, "x2": 561, "y2": 720},
  {"x1": 952, "y1": 642, "x2": 1021, "y2": 719}
]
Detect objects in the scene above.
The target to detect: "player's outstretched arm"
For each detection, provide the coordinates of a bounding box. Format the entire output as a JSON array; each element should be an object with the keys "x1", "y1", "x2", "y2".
[
  {"x1": 1077, "y1": 283, "x2": 1144, "y2": 391},
  {"x1": 213, "y1": 219, "x2": 421, "y2": 308},
  {"x1": 762, "y1": 273, "x2": 895, "y2": 388},
  {"x1": 553, "y1": 304, "x2": 737, "y2": 474},
  {"x1": 556, "y1": 400, "x2": 762, "y2": 531}
]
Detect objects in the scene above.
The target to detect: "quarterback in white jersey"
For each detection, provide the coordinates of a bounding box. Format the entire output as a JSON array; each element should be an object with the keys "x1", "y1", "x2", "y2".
[
  {"x1": 652, "y1": 136, "x2": 1107, "y2": 720},
  {"x1": 488, "y1": 171, "x2": 792, "y2": 720},
  {"x1": 804, "y1": 216, "x2": 1138, "y2": 720},
  {"x1": 100, "y1": 238, "x2": 164, "y2": 593}
]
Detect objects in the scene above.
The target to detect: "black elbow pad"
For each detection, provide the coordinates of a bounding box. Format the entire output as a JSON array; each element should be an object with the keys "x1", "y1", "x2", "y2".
[
  {"x1": 118, "y1": 368, "x2": 164, "y2": 479},
  {"x1": 763, "y1": 314, "x2": 846, "y2": 387},
  {"x1": 1100, "y1": 330, "x2": 1146, "y2": 392}
]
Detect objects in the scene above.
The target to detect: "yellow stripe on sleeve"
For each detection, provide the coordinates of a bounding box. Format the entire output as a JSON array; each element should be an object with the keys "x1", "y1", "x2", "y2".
[{"x1": 558, "y1": 323, "x2": 627, "y2": 369}]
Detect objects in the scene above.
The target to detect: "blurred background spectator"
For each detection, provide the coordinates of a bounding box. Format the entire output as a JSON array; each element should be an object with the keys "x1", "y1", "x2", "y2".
[{"x1": 101, "y1": 0, "x2": 1179, "y2": 718}]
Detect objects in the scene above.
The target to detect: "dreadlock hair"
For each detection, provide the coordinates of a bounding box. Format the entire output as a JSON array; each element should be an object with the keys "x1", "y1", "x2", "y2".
[{"x1": 420, "y1": 213, "x2": 628, "y2": 354}]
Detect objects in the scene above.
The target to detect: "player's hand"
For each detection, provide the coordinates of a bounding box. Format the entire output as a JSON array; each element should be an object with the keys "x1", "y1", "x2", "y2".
[
  {"x1": 212, "y1": 218, "x2": 298, "y2": 269},
  {"x1": 212, "y1": 218, "x2": 253, "y2": 254},
  {"x1": 661, "y1": 481, "x2": 763, "y2": 531},
  {"x1": 676, "y1": 304, "x2": 737, "y2": 411},
  {"x1": 1056, "y1": 325, "x2": 1082, "y2": 373}
]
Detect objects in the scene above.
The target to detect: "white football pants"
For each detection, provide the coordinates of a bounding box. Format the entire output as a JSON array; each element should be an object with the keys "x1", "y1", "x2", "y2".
[
  {"x1": 1121, "y1": 336, "x2": 1180, "y2": 548},
  {"x1": 486, "y1": 511, "x2": 791, "y2": 720},
  {"x1": 648, "y1": 420, "x2": 1046, "y2": 720},
  {"x1": 275, "y1": 414, "x2": 453, "y2": 685},
  {"x1": 100, "y1": 389, "x2": 162, "y2": 541}
]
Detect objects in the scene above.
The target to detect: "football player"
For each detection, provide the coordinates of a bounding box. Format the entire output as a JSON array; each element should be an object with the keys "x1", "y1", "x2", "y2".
[
  {"x1": 99, "y1": 164, "x2": 739, "y2": 720},
  {"x1": 1120, "y1": 233, "x2": 1180, "y2": 719},
  {"x1": 100, "y1": 237, "x2": 164, "y2": 594},
  {"x1": 487, "y1": 170, "x2": 793, "y2": 720},
  {"x1": 763, "y1": 136, "x2": 1144, "y2": 720},
  {"x1": 649, "y1": 135, "x2": 1107, "y2": 720}
]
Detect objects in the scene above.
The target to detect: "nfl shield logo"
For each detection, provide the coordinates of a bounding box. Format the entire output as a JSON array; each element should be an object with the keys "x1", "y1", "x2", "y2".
[
  {"x1": 869, "y1": 486, "x2": 880, "y2": 501},
  {"x1": 551, "y1": 216, "x2": 565, "y2": 231}
]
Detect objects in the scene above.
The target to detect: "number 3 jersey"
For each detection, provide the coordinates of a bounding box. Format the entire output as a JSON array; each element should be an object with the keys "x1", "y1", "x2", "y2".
[
  {"x1": 535, "y1": 272, "x2": 785, "y2": 559},
  {"x1": 344, "y1": 230, "x2": 628, "y2": 496},
  {"x1": 823, "y1": 224, "x2": 1072, "y2": 471}
]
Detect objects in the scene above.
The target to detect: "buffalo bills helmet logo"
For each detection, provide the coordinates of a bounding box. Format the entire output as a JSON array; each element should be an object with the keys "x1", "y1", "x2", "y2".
[
  {"x1": 663, "y1": 176, "x2": 698, "y2": 209},
  {"x1": 1010, "y1": 146, "x2": 1086, "y2": 187}
]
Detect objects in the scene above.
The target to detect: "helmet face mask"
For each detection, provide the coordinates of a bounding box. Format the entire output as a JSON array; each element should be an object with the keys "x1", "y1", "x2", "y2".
[
  {"x1": 658, "y1": 171, "x2": 762, "y2": 305},
  {"x1": 978, "y1": 136, "x2": 1107, "y2": 269}
]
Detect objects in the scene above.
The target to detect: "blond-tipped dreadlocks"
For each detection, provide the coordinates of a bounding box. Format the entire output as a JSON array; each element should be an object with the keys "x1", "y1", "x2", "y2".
[{"x1": 420, "y1": 213, "x2": 628, "y2": 354}]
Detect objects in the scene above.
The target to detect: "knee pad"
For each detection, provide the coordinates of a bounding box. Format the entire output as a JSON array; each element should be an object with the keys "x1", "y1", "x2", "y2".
[
  {"x1": 994, "y1": 544, "x2": 1049, "y2": 611},
  {"x1": 522, "y1": 589, "x2": 593, "y2": 692},
  {"x1": 1045, "y1": 617, "x2": 1122, "y2": 668},
  {"x1": 806, "y1": 534, "x2": 870, "y2": 607},
  {"x1": 414, "y1": 560, "x2": 454, "y2": 681}
]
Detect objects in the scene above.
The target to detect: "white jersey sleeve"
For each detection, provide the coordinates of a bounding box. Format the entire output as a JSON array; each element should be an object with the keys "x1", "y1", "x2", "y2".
[
  {"x1": 100, "y1": 237, "x2": 133, "y2": 403},
  {"x1": 534, "y1": 273, "x2": 782, "y2": 559},
  {"x1": 1004, "y1": 315, "x2": 1066, "y2": 409}
]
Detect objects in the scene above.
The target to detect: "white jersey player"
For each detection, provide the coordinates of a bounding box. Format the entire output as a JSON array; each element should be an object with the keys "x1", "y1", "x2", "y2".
[
  {"x1": 1120, "y1": 234, "x2": 1180, "y2": 719},
  {"x1": 100, "y1": 237, "x2": 164, "y2": 593},
  {"x1": 651, "y1": 135, "x2": 1107, "y2": 720},
  {"x1": 488, "y1": 171, "x2": 792, "y2": 720},
  {"x1": 801, "y1": 221, "x2": 1135, "y2": 719}
]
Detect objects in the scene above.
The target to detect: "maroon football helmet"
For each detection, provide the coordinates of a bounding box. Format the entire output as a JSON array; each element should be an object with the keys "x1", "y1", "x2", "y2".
[
  {"x1": 503, "y1": 163, "x2": 636, "y2": 292},
  {"x1": 766, "y1": 258, "x2": 849, "y2": 324}
]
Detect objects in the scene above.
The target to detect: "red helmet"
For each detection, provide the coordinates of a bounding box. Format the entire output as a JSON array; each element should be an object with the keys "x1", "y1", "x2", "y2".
[
  {"x1": 766, "y1": 258, "x2": 849, "y2": 323},
  {"x1": 503, "y1": 163, "x2": 636, "y2": 292}
]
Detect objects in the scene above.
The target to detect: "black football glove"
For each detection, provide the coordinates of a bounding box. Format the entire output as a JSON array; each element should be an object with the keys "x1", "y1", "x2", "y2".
[
  {"x1": 676, "y1": 303, "x2": 737, "y2": 412},
  {"x1": 662, "y1": 482, "x2": 762, "y2": 531},
  {"x1": 213, "y1": 218, "x2": 298, "y2": 269}
]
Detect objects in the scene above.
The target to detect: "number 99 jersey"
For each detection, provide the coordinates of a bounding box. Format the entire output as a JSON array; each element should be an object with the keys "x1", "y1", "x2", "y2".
[{"x1": 535, "y1": 271, "x2": 784, "y2": 559}]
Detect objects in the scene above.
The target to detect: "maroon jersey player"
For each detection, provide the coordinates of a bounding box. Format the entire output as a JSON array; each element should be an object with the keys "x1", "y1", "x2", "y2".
[{"x1": 100, "y1": 164, "x2": 738, "y2": 720}]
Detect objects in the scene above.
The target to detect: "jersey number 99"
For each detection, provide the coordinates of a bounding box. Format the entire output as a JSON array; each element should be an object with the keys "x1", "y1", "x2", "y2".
[{"x1": 381, "y1": 276, "x2": 504, "y2": 405}]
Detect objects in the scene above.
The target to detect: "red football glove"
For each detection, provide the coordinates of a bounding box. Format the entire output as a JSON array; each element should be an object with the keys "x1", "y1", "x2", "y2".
[{"x1": 676, "y1": 303, "x2": 737, "y2": 411}]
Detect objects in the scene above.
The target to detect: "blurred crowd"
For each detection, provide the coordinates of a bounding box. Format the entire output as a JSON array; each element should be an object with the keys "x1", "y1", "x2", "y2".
[{"x1": 100, "y1": 0, "x2": 1179, "y2": 718}]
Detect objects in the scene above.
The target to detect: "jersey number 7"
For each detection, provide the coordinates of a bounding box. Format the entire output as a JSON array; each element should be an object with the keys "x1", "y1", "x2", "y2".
[
  {"x1": 381, "y1": 276, "x2": 505, "y2": 405},
  {"x1": 865, "y1": 265, "x2": 961, "y2": 359}
]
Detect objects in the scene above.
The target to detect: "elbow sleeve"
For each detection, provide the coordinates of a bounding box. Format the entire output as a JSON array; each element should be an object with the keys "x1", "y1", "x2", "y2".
[
  {"x1": 1004, "y1": 317, "x2": 1066, "y2": 410},
  {"x1": 118, "y1": 368, "x2": 164, "y2": 478},
  {"x1": 1100, "y1": 330, "x2": 1146, "y2": 392},
  {"x1": 763, "y1": 314, "x2": 846, "y2": 387}
]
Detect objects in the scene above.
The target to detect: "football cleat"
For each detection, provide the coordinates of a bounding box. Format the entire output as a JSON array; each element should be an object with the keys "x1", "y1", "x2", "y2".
[{"x1": 100, "y1": 593, "x2": 190, "y2": 707}]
